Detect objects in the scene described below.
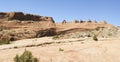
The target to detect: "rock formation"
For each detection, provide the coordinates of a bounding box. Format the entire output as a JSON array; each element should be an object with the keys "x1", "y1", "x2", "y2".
[
  {"x1": 93, "y1": 20, "x2": 97, "y2": 23},
  {"x1": 56, "y1": 19, "x2": 112, "y2": 36},
  {"x1": 80, "y1": 20, "x2": 84, "y2": 23},
  {"x1": 72, "y1": 20, "x2": 79, "y2": 23},
  {"x1": 0, "y1": 12, "x2": 112, "y2": 42},
  {"x1": 100, "y1": 20, "x2": 107, "y2": 24},
  {"x1": 62, "y1": 20, "x2": 67, "y2": 24},
  {"x1": 86, "y1": 19, "x2": 92, "y2": 23},
  {"x1": 0, "y1": 12, "x2": 56, "y2": 41},
  {"x1": 0, "y1": 12, "x2": 54, "y2": 23}
]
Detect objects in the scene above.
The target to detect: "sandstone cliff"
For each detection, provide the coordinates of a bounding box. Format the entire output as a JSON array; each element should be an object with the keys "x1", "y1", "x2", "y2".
[
  {"x1": 0, "y1": 12, "x2": 54, "y2": 22},
  {"x1": 0, "y1": 12, "x2": 114, "y2": 42},
  {"x1": 0, "y1": 12, "x2": 56, "y2": 41}
]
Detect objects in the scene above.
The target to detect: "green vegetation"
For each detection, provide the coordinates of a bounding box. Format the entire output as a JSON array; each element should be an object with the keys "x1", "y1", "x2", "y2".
[
  {"x1": 0, "y1": 26, "x2": 4, "y2": 31},
  {"x1": 0, "y1": 26, "x2": 7, "y2": 31},
  {"x1": 93, "y1": 35, "x2": 98, "y2": 41},
  {"x1": 14, "y1": 50, "x2": 39, "y2": 62},
  {"x1": 95, "y1": 27, "x2": 100, "y2": 31},
  {"x1": 52, "y1": 35, "x2": 59, "y2": 40},
  {"x1": 0, "y1": 40, "x2": 10, "y2": 45},
  {"x1": 59, "y1": 48, "x2": 64, "y2": 51},
  {"x1": 108, "y1": 33, "x2": 112, "y2": 36},
  {"x1": 14, "y1": 46, "x2": 18, "y2": 49}
]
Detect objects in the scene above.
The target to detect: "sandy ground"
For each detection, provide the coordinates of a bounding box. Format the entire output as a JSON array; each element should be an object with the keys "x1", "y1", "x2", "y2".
[{"x1": 0, "y1": 37, "x2": 120, "y2": 62}]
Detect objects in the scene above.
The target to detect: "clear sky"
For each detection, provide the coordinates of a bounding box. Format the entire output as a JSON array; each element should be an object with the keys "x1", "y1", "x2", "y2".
[{"x1": 0, "y1": 0, "x2": 120, "y2": 26}]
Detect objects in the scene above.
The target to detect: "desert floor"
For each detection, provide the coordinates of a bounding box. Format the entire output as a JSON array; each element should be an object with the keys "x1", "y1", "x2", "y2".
[{"x1": 0, "y1": 37, "x2": 120, "y2": 62}]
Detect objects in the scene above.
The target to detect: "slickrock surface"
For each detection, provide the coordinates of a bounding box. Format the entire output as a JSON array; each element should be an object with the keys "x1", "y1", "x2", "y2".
[{"x1": 0, "y1": 37, "x2": 120, "y2": 62}]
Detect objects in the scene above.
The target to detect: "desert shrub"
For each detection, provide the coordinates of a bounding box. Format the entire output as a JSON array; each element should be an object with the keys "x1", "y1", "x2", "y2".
[
  {"x1": 93, "y1": 35, "x2": 98, "y2": 41},
  {"x1": 14, "y1": 50, "x2": 39, "y2": 62},
  {"x1": 0, "y1": 35, "x2": 11, "y2": 45},
  {"x1": 108, "y1": 33, "x2": 112, "y2": 36},
  {"x1": 14, "y1": 46, "x2": 18, "y2": 49},
  {"x1": 52, "y1": 35, "x2": 59, "y2": 40},
  {"x1": 95, "y1": 27, "x2": 99, "y2": 31},
  {"x1": 0, "y1": 28, "x2": 3, "y2": 31},
  {"x1": 0, "y1": 26, "x2": 4, "y2": 31},
  {"x1": 0, "y1": 40, "x2": 10, "y2": 45},
  {"x1": 0, "y1": 26, "x2": 7, "y2": 31},
  {"x1": 59, "y1": 48, "x2": 64, "y2": 51}
]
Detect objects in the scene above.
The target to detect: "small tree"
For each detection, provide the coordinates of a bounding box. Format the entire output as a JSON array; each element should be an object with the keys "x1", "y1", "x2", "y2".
[
  {"x1": 93, "y1": 35, "x2": 98, "y2": 41},
  {"x1": 14, "y1": 50, "x2": 39, "y2": 62}
]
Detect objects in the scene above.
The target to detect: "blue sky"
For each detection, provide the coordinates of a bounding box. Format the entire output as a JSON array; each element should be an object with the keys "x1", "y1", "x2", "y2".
[{"x1": 0, "y1": 0, "x2": 120, "y2": 26}]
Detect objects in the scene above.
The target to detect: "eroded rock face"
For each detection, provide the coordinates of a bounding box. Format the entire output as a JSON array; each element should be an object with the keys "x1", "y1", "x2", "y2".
[
  {"x1": 0, "y1": 28, "x2": 56, "y2": 41},
  {"x1": 36, "y1": 28, "x2": 56, "y2": 38},
  {"x1": 0, "y1": 12, "x2": 55, "y2": 23},
  {"x1": 0, "y1": 12, "x2": 114, "y2": 42},
  {"x1": 0, "y1": 12, "x2": 56, "y2": 41}
]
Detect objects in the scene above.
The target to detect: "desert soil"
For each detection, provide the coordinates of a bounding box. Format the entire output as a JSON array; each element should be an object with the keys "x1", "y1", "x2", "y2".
[{"x1": 0, "y1": 37, "x2": 120, "y2": 62}]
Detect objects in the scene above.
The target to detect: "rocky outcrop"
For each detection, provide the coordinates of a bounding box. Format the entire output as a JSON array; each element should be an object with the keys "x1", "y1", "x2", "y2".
[
  {"x1": 57, "y1": 26, "x2": 120, "y2": 39},
  {"x1": 62, "y1": 20, "x2": 67, "y2": 24},
  {"x1": 0, "y1": 12, "x2": 56, "y2": 41},
  {"x1": 80, "y1": 20, "x2": 84, "y2": 23},
  {"x1": 93, "y1": 20, "x2": 97, "y2": 23},
  {"x1": 0, "y1": 12, "x2": 113, "y2": 42},
  {"x1": 0, "y1": 28, "x2": 56, "y2": 41},
  {"x1": 100, "y1": 20, "x2": 107, "y2": 24},
  {"x1": 72, "y1": 20, "x2": 79, "y2": 23},
  {"x1": 36, "y1": 28, "x2": 56, "y2": 38},
  {"x1": 86, "y1": 19, "x2": 92, "y2": 23},
  {"x1": 0, "y1": 12, "x2": 54, "y2": 23}
]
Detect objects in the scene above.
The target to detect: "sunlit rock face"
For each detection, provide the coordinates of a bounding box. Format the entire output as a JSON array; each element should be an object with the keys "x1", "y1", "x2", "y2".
[{"x1": 0, "y1": 12, "x2": 56, "y2": 41}]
